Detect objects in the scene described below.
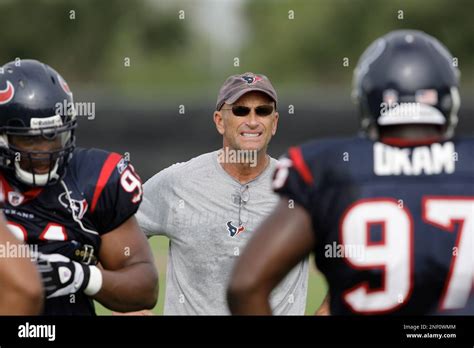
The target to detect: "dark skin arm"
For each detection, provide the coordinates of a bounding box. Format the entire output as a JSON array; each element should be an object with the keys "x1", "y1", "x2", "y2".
[
  {"x1": 0, "y1": 213, "x2": 43, "y2": 315},
  {"x1": 93, "y1": 216, "x2": 158, "y2": 312},
  {"x1": 227, "y1": 198, "x2": 315, "y2": 314}
]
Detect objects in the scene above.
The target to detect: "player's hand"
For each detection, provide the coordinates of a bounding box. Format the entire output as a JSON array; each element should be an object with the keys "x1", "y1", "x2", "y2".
[{"x1": 36, "y1": 253, "x2": 101, "y2": 299}]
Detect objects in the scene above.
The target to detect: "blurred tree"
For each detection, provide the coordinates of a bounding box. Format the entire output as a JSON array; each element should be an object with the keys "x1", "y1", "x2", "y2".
[
  {"x1": 0, "y1": 0, "x2": 190, "y2": 88},
  {"x1": 243, "y1": 0, "x2": 474, "y2": 87},
  {"x1": 0, "y1": 0, "x2": 472, "y2": 91},
  {"x1": 0, "y1": 0, "x2": 127, "y2": 81}
]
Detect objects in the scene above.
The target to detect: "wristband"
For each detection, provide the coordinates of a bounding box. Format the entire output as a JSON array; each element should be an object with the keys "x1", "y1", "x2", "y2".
[{"x1": 84, "y1": 265, "x2": 103, "y2": 296}]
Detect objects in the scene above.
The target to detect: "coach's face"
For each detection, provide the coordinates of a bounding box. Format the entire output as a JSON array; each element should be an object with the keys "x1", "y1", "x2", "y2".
[{"x1": 214, "y1": 91, "x2": 279, "y2": 153}]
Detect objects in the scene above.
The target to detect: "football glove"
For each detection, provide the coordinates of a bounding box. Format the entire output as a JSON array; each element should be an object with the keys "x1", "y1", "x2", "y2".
[{"x1": 36, "y1": 252, "x2": 102, "y2": 299}]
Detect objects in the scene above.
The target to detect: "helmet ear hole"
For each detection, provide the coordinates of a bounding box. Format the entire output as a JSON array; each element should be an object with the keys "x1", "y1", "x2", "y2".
[{"x1": 51, "y1": 76, "x2": 56, "y2": 84}]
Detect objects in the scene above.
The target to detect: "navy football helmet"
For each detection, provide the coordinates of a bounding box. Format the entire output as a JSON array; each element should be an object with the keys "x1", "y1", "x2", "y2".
[
  {"x1": 352, "y1": 30, "x2": 460, "y2": 139},
  {"x1": 0, "y1": 59, "x2": 76, "y2": 186}
]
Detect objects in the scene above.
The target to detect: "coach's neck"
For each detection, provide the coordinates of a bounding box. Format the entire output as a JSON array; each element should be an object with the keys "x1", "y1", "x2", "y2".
[{"x1": 220, "y1": 148, "x2": 270, "y2": 185}]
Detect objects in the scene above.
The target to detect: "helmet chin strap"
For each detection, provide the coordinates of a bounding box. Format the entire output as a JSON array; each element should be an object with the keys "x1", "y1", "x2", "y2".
[{"x1": 14, "y1": 160, "x2": 60, "y2": 186}]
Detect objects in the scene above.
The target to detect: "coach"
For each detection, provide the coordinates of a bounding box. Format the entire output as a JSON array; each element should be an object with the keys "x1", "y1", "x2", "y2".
[{"x1": 136, "y1": 72, "x2": 309, "y2": 314}]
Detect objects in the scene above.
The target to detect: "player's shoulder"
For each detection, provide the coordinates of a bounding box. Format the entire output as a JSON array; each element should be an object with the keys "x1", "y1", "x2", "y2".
[
  {"x1": 68, "y1": 147, "x2": 130, "y2": 194},
  {"x1": 289, "y1": 136, "x2": 369, "y2": 162},
  {"x1": 274, "y1": 137, "x2": 367, "y2": 189},
  {"x1": 451, "y1": 136, "x2": 474, "y2": 148},
  {"x1": 70, "y1": 147, "x2": 123, "y2": 171},
  {"x1": 450, "y1": 136, "x2": 474, "y2": 172}
]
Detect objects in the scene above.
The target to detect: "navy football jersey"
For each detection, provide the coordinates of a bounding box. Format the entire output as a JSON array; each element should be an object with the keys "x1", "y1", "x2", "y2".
[
  {"x1": 0, "y1": 147, "x2": 143, "y2": 315},
  {"x1": 274, "y1": 136, "x2": 474, "y2": 315}
]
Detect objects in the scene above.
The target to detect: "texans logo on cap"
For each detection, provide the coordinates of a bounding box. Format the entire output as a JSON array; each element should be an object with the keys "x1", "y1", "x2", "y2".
[
  {"x1": 0, "y1": 81, "x2": 15, "y2": 105},
  {"x1": 241, "y1": 75, "x2": 262, "y2": 85}
]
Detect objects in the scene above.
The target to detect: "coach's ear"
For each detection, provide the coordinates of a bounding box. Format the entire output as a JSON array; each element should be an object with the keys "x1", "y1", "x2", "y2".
[
  {"x1": 214, "y1": 110, "x2": 225, "y2": 135},
  {"x1": 271, "y1": 110, "x2": 279, "y2": 136}
]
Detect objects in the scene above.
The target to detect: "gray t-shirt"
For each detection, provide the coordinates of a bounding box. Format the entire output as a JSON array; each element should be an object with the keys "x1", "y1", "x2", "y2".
[{"x1": 137, "y1": 150, "x2": 309, "y2": 315}]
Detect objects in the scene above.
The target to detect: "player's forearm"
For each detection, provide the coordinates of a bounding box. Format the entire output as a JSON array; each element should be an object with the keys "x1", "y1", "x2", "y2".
[
  {"x1": 0, "y1": 286, "x2": 43, "y2": 315},
  {"x1": 94, "y1": 261, "x2": 158, "y2": 312},
  {"x1": 0, "y1": 256, "x2": 43, "y2": 315},
  {"x1": 227, "y1": 286, "x2": 272, "y2": 315},
  {"x1": 0, "y1": 222, "x2": 44, "y2": 315}
]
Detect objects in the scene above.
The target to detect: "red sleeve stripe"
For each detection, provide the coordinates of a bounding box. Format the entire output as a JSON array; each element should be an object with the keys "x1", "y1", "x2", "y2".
[
  {"x1": 90, "y1": 153, "x2": 122, "y2": 213},
  {"x1": 288, "y1": 146, "x2": 314, "y2": 185}
]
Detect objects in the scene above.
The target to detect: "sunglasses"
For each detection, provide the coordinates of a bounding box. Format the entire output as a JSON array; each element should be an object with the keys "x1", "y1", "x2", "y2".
[{"x1": 221, "y1": 105, "x2": 275, "y2": 117}]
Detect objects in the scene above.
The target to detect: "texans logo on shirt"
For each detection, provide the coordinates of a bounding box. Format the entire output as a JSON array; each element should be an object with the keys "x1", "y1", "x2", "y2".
[
  {"x1": 227, "y1": 221, "x2": 245, "y2": 237},
  {"x1": 58, "y1": 191, "x2": 88, "y2": 220}
]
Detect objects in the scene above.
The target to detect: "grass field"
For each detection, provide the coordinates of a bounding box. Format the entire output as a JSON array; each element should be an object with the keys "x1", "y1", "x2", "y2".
[{"x1": 95, "y1": 236, "x2": 327, "y2": 315}]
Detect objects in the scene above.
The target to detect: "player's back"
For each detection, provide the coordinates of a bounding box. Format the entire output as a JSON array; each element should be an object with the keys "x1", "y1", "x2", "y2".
[{"x1": 282, "y1": 136, "x2": 474, "y2": 315}]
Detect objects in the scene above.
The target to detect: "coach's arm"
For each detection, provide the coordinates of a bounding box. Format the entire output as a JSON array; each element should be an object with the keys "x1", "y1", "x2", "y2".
[
  {"x1": 227, "y1": 198, "x2": 315, "y2": 314},
  {"x1": 94, "y1": 216, "x2": 158, "y2": 312}
]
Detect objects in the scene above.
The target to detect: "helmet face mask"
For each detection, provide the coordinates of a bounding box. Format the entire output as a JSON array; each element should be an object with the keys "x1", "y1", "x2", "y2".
[
  {"x1": 1, "y1": 120, "x2": 76, "y2": 186},
  {"x1": 352, "y1": 30, "x2": 461, "y2": 140},
  {"x1": 0, "y1": 59, "x2": 77, "y2": 186}
]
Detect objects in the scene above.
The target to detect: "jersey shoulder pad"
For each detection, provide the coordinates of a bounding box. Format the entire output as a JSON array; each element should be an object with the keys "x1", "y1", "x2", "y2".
[
  {"x1": 273, "y1": 137, "x2": 367, "y2": 209},
  {"x1": 70, "y1": 147, "x2": 143, "y2": 233}
]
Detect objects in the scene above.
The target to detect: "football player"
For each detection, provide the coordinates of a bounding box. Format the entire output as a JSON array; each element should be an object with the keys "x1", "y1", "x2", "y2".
[
  {"x1": 0, "y1": 59, "x2": 158, "y2": 315},
  {"x1": 227, "y1": 30, "x2": 473, "y2": 315}
]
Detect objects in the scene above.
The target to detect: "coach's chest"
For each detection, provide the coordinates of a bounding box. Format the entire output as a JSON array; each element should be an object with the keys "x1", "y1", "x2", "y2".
[{"x1": 169, "y1": 179, "x2": 278, "y2": 256}]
